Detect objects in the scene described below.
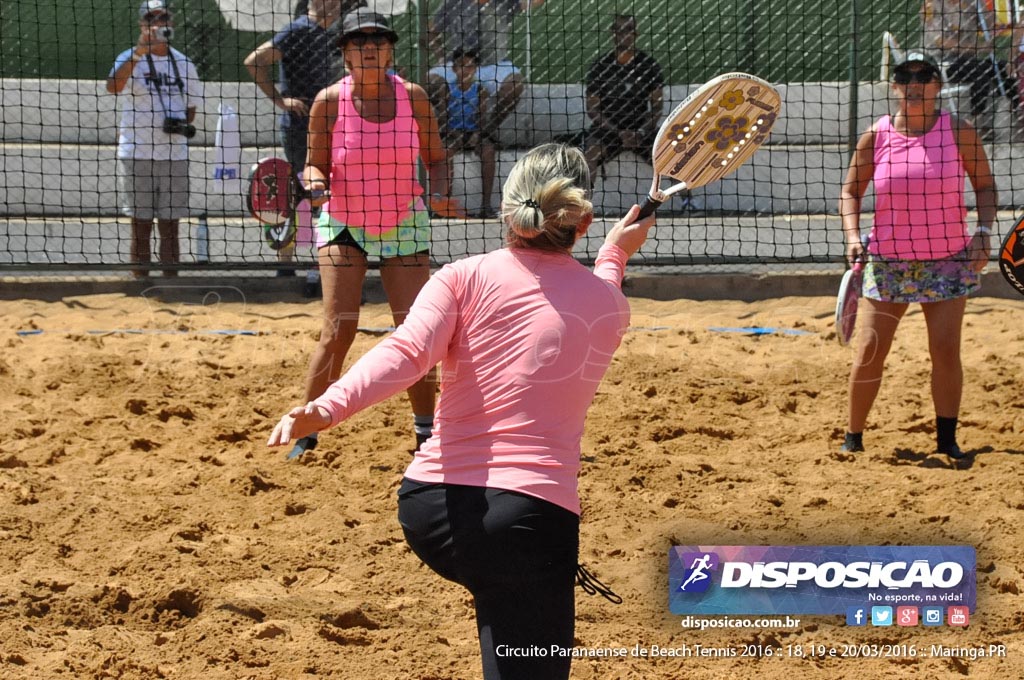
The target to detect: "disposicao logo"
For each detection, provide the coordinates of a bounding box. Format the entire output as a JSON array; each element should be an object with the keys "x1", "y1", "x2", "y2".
[{"x1": 668, "y1": 546, "x2": 976, "y2": 616}]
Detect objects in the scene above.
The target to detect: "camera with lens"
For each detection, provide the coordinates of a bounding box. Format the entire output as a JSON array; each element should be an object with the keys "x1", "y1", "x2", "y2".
[
  {"x1": 162, "y1": 117, "x2": 197, "y2": 138},
  {"x1": 153, "y1": 26, "x2": 174, "y2": 42}
]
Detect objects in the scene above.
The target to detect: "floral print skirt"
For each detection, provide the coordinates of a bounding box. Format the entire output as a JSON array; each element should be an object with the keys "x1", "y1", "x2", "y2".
[{"x1": 863, "y1": 248, "x2": 980, "y2": 303}]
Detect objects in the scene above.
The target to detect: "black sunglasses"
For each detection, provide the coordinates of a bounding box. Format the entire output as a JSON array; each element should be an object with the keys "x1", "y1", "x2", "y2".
[
  {"x1": 893, "y1": 70, "x2": 938, "y2": 85},
  {"x1": 347, "y1": 33, "x2": 392, "y2": 47}
]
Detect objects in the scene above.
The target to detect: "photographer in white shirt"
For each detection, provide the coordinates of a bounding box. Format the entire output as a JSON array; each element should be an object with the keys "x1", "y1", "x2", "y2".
[{"x1": 107, "y1": 0, "x2": 203, "y2": 278}]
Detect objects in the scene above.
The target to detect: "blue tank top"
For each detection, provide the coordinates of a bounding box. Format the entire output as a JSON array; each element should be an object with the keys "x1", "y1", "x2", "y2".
[{"x1": 447, "y1": 82, "x2": 480, "y2": 131}]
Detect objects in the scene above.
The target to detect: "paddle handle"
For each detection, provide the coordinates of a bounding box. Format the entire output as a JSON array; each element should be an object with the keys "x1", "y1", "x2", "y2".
[{"x1": 637, "y1": 195, "x2": 663, "y2": 220}]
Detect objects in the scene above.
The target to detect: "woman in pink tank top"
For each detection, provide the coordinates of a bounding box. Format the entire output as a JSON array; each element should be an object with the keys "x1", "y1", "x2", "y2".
[
  {"x1": 838, "y1": 51, "x2": 996, "y2": 460},
  {"x1": 288, "y1": 9, "x2": 451, "y2": 457}
]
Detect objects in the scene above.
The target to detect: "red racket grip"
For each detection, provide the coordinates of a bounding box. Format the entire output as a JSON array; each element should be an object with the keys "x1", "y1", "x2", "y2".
[{"x1": 637, "y1": 196, "x2": 663, "y2": 220}]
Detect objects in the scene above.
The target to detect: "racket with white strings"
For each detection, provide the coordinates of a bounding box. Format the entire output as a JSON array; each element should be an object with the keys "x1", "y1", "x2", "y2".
[
  {"x1": 638, "y1": 72, "x2": 782, "y2": 218},
  {"x1": 247, "y1": 157, "x2": 323, "y2": 250},
  {"x1": 835, "y1": 258, "x2": 864, "y2": 345},
  {"x1": 999, "y1": 217, "x2": 1024, "y2": 297}
]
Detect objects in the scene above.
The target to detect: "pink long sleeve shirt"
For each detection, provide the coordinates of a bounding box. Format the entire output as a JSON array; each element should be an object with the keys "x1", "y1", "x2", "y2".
[{"x1": 312, "y1": 243, "x2": 632, "y2": 515}]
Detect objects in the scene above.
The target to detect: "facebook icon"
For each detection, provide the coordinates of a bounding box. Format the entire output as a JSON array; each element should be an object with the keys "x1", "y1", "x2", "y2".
[{"x1": 846, "y1": 606, "x2": 867, "y2": 626}]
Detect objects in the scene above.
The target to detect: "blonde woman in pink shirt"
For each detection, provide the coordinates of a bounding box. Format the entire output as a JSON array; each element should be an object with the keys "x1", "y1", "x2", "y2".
[
  {"x1": 839, "y1": 51, "x2": 996, "y2": 460},
  {"x1": 293, "y1": 9, "x2": 451, "y2": 457},
  {"x1": 270, "y1": 143, "x2": 655, "y2": 679}
]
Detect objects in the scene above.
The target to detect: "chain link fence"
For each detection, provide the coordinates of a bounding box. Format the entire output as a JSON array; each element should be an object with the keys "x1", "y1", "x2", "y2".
[{"x1": 1, "y1": 0, "x2": 1020, "y2": 271}]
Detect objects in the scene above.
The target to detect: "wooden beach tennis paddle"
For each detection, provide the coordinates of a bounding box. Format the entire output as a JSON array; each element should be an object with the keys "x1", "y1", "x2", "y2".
[
  {"x1": 638, "y1": 72, "x2": 782, "y2": 218},
  {"x1": 999, "y1": 217, "x2": 1024, "y2": 297}
]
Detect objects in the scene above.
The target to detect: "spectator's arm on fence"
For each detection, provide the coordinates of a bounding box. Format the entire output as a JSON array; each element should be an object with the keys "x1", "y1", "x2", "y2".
[{"x1": 245, "y1": 41, "x2": 301, "y2": 115}]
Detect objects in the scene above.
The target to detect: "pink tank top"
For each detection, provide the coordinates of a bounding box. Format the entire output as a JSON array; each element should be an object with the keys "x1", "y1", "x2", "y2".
[
  {"x1": 869, "y1": 111, "x2": 969, "y2": 260},
  {"x1": 327, "y1": 74, "x2": 422, "y2": 232}
]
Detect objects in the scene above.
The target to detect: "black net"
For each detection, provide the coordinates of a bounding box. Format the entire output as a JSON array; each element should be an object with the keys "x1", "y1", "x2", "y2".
[{"x1": 0, "y1": 0, "x2": 1019, "y2": 271}]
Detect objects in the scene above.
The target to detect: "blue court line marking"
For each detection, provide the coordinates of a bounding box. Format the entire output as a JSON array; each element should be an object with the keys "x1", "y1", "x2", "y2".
[{"x1": 707, "y1": 326, "x2": 814, "y2": 336}]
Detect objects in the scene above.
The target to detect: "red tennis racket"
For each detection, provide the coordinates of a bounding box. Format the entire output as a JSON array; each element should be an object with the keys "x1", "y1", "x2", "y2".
[
  {"x1": 999, "y1": 218, "x2": 1024, "y2": 297},
  {"x1": 247, "y1": 157, "x2": 323, "y2": 250},
  {"x1": 638, "y1": 72, "x2": 782, "y2": 218},
  {"x1": 835, "y1": 259, "x2": 864, "y2": 345}
]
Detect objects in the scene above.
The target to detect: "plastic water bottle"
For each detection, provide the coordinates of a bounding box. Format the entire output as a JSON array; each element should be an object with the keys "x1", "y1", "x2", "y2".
[{"x1": 196, "y1": 214, "x2": 210, "y2": 263}]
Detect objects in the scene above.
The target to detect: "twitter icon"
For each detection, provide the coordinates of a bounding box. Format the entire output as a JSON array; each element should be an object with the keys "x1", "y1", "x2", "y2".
[{"x1": 871, "y1": 606, "x2": 893, "y2": 626}]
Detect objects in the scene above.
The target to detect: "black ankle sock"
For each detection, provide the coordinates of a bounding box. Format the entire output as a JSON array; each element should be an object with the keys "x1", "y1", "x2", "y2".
[
  {"x1": 843, "y1": 432, "x2": 863, "y2": 450},
  {"x1": 936, "y1": 416, "x2": 958, "y2": 450}
]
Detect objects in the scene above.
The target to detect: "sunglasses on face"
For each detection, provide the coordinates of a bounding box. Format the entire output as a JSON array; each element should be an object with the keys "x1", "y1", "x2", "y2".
[
  {"x1": 347, "y1": 33, "x2": 391, "y2": 47},
  {"x1": 893, "y1": 70, "x2": 938, "y2": 85}
]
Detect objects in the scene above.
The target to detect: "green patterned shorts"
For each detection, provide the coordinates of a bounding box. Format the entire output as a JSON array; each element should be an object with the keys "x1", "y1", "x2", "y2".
[{"x1": 316, "y1": 199, "x2": 431, "y2": 258}]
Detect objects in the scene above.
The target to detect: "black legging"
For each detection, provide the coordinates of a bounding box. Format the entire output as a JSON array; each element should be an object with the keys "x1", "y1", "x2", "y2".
[{"x1": 397, "y1": 479, "x2": 580, "y2": 680}]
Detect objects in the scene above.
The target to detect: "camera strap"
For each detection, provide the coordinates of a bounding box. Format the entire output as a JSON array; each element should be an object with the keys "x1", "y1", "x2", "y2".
[{"x1": 144, "y1": 51, "x2": 186, "y2": 121}]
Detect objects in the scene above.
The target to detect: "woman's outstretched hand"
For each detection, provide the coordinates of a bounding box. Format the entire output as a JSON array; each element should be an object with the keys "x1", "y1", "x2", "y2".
[
  {"x1": 268, "y1": 402, "x2": 331, "y2": 447},
  {"x1": 604, "y1": 204, "x2": 656, "y2": 257}
]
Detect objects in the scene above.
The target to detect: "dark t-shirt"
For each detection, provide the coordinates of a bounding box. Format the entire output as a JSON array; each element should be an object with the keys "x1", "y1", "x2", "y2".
[
  {"x1": 272, "y1": 15, "x2": 335, "y2": 128},
  {"x1": 585, "y1": 50, "x2": 665, "y2": 130}
]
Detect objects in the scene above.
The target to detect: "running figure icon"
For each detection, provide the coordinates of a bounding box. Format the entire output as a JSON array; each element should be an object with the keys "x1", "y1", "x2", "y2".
[{"x1": 680, "y1": 553, "x2": 714, "y2": 591}]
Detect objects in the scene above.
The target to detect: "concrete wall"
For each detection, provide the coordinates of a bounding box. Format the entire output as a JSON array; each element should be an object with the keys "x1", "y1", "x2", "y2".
[
  {"x1": 2, "y1": 79, "x2": 895, "y2": 147},
  {"x1": 2, "y1": 78, "x2": 1023, "y2": 218}
]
